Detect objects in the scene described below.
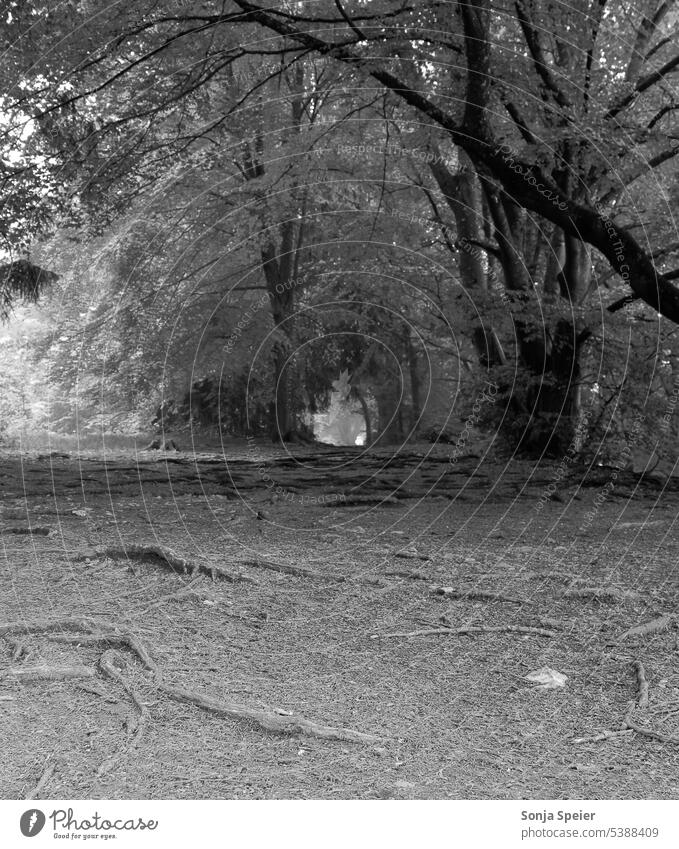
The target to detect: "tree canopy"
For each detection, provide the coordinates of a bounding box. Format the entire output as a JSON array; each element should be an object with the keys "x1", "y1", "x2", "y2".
[{"x1": 1, "y1": 0, "x2": 678, "y2": 454}]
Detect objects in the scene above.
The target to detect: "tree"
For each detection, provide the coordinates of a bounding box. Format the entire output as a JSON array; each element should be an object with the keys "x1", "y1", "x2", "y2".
[
  {"x1": 12, "y1": 0, "x2": 679, "y2": 455},
  {"x1": 222, "y1": 0, "x2": 679, "y2": 451}
]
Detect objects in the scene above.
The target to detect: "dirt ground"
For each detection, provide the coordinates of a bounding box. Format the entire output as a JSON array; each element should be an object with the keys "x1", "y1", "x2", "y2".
[{"x1": 2, "y1": 440, "x2": 679, "y2": 800}]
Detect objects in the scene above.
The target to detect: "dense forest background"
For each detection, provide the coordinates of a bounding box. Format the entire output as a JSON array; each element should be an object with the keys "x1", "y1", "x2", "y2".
[{"x1": 1, "y1": 0, "x2": 679, "y2": 466}]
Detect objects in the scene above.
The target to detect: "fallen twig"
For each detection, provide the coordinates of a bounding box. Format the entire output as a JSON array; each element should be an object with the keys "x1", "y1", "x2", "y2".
[
  {"x1": 616, "y1": 520, "x2": 667, "y2": 529},
  {"x1": 573, "y1": 729, "x2": 634, "y2": 744},
  {"x1": 3, "y1": 665, "x2": 95, "y2": 681},
  {"x1": 433, "y1": 586, "x2": 529, "y2": 604},
  {"x1": 619, "y1": 614, "x2": 674, "y2": 641},
  {"x1": 24, "y1": 760, "x2": 57, "y2": 799},
  {"x1": 372, "y1": 624, "x2": 557, "y2": 639}
]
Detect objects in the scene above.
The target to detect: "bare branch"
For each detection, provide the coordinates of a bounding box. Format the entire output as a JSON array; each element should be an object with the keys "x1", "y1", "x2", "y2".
[{"x1": 607, "y1": 51, "x2": 679, "y2": 118}]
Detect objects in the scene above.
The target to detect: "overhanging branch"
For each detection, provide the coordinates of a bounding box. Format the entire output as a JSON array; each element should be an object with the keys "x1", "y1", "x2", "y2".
[{"x1": 227, "y1": 0, "x2": 679, "y2": 324}]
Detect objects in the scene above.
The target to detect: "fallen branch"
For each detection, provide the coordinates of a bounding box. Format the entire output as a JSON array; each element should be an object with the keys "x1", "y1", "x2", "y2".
[
  {"x1": 24, "y1": 760, "x2": 57, "y2": 799},
  {"x1": 573, "y1": 729, "x2": 634, "y2": 744},
  {"x1": 3, "y1": 665, "x2": 95, "y2": 681},
  {"x1": 372, "y1": 624, "x2": 557, "y2": 639},
  {"x1": 156, "y1": 680, "x2": 382, "y2": 744},
  {"x1": 97, "y1": 650, "x2": 149, "y2": 777},
  {"x1": 433, "y1": 586, "x2": 529, "y2": 604},
  {"x1": 239, "y1": 558, "x2": 345, "y2": 582}
]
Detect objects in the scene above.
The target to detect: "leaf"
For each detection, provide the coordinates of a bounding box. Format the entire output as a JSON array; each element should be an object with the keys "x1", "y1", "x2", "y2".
[{"x1": 525, "y1": 667, "x2": 568, "y2": 689}]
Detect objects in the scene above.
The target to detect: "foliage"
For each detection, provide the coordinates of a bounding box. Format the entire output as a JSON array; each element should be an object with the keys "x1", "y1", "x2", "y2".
[{"x1": 1, "y1": 1, "x2": 679, "y2": 454}]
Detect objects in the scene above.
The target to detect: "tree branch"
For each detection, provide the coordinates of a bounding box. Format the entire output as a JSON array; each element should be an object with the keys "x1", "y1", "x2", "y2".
[
  {"x1": 607, "y1": 51, "x2": 679, "y2": 118},
  {"x1": 514, "y1": 0, "x2": 572, "y2": 108},
  {"x1": 225, "y1": 0, "x2": 679, "y2": 324}
]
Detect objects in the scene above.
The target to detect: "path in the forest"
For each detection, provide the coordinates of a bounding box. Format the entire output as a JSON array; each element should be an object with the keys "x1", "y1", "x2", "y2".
[{"x1": 2, "y1": 446, "x2": 679, "y2": 800}]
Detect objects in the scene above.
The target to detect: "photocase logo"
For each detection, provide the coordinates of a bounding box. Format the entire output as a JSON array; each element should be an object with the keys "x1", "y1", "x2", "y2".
[{"x1": 20, "y1": 809, "x2": 46, "y2": 837}]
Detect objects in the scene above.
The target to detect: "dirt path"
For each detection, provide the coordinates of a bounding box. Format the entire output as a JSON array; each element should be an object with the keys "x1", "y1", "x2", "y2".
[{"x1": 2, "y1": 446, "x2": 679, "y2": 799}]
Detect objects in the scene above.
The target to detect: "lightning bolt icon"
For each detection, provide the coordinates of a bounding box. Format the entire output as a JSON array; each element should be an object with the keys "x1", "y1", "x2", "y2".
[{"x1": 28, "y1": 812, "x2": 37, "y2": 833}]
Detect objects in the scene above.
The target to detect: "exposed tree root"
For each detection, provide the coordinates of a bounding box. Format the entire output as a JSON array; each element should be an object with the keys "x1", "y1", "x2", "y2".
[
  {"x1": 135, "y1": 576, "x2": 205, "y2": 614},
  {"x1": 385, "y1": 569, "x2": 430, "y2": 580},
  {"x1": 577, "y1": 659, "x2": 679, "y2": 745},
  {"x1": 326, "y1": 495, "x2": 399, "y2": 506},
  {"x1": 393, "y1": 550, "x2": 431, "y2": 561},
  {"x1": 564, "y1": 586, "x2": 639, "y2": 603},
  {"x1": 2, "y1": 617, "x2": 379, "y2": 746},
  {"x1": 90, "y1": 543, "x2": 255, "y2": 584},
  {"x1": 25, "y1": 760, "x2": 57, "y2": 799},
  {"x1": 47, "y1": 632, "x2": 158, "y2": 674},
  {"x1": 143, "y1": 438, "x2": 178, "y2": 451},
  {"x1": 209, "y1": 564, "x2": 257, "y2": 584},
  {"x1": 433, "y1": 586, "x2": 529, "y2": 604},
  {"x1": 0, "y1": 617, "x2": 158, "y2": 675},
  {"x1": 155, "y1": 680, "x2": 383, "y2": 743},
  {"x1": 0, "y1": 616, "x2": 104, "y2": 637},
  {"x1": 373, "y1": 624, "x2": 557, "y2": 639},
  {"x1": 99, "y1": 544, "x2": 201, "y2": 575},
  {"x1": 4, "y1": 665, "x2": 95, "y2": 681},
  {"x1": 97, "y1": 650, "x2": 149, "y2": 777},
  {"x1": 239, "y1": 557, "x2": 346, "y2": 582},
  {"x1": 5, "y1": 638, "x2": 31, "y2": 663},
  {"x1": 0, "y1": 526, "x2": 51, "y2": 536},
  {"x1": 631, "y1": 660, "x2": 650, "y2": 708},
  {"x1": 624, "y1": 720, "x2": 679, "y2": 744}
]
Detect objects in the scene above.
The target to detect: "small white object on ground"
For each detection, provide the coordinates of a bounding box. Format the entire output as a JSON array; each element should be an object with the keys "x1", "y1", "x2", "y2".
[{"x1": 525, "y1": 667, "x2": 568, "y2": 689}]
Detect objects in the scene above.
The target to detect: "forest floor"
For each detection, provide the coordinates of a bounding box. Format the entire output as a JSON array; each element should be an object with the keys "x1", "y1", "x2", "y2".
[{"x1": 2, "y1": 438, "x2": 679, "y2": 800}]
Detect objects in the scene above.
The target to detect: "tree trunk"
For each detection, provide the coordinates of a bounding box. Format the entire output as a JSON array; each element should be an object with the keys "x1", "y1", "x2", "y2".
[
  {"x1": 406, "y1": 332, "x2": 423, "y2": 430},
  {"x1": 354, "y1": 387, "x2": 373, "y2": 446}
]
